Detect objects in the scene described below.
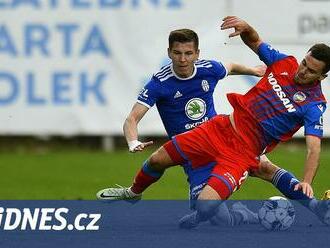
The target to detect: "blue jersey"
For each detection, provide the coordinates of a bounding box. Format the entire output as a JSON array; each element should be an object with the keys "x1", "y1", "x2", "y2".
[
  {"x1": 137, "y1": 60, "x2": 228, "y2": 138},
  {"x1": 228, "y1": 43, "x2": 327, "y2": 154}
]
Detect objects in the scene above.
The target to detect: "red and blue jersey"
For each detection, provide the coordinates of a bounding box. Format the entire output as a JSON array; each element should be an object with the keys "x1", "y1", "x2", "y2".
[
  {"x1": 137, "y1": 60, "x2": 227, "y2": 138},
  {"x1": 228, "y1": 43, "x2": 326, "y2": 155}
]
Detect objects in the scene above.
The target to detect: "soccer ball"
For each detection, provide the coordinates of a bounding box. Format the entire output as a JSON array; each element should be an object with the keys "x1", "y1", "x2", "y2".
[
  {"x1": 323, "y1": 206, "x2": 330, "y2": 225},
  {"x1": 317, "y1": 199, "x2": 330, "y2": 225},
  {"x1": 258, "y1": 196, "x2": 295, "y2": 231}
]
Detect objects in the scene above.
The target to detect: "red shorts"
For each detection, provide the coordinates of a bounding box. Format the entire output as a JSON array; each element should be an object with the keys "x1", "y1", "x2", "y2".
[{"x1": 163, "y1": 115, "x2": 259, "y2": 199}]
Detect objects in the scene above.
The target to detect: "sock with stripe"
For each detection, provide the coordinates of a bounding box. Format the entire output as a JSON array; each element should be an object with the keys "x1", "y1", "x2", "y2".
[
  {"x1": 130, "y1": 160, "x2": 164, "y2": 194},
  {"x1": 272, "y1": 169, "x2": 318, "y2": 210}
]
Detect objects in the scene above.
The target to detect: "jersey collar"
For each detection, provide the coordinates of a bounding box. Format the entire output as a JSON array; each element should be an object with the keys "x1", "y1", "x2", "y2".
[
  {"x1": 296, "y1": 80, "x2": 321, "y2": 90},
  {"x1": 170, "y1": 64, "x2": 197, "y2": 80}
]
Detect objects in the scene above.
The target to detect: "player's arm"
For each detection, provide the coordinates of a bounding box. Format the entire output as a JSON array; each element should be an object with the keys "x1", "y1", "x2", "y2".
[
  {"x1": 221, "y1": 16, "x2": 262, "y2": 54},
  {"x1": 294, "y1": 135, "x2": 321, "y2": 198},
  {"x1": 123, "y1": 103, "x2": 153, "y2": 153},
  {"x1": 221, "y1": 16, "x2": 288, "y2": 66},
  {"x1": 226, "y1": 63, "x2": 266, "y2": 77}
]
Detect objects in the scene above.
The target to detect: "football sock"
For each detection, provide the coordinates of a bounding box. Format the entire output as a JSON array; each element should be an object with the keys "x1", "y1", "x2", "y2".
[
  {"x1": 272, "y1": 169, "x2": 318, "y2": 210},
  {"x1": 131, "y1": 160, "x2": 164, "y2": 194}
]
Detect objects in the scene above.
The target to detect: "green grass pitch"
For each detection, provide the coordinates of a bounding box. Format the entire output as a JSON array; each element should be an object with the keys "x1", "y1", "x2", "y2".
[{"x1": 0, "y1": 144, "x2": 329, "y2": 200}]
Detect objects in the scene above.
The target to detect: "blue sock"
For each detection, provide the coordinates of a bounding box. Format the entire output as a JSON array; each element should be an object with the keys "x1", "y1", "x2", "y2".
[{"x1": 272, "y1": 169, "x2": 317, "y2": 210}]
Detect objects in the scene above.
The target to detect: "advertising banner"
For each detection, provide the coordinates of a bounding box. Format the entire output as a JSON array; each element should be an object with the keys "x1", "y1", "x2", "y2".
[
  {"x1": 0, "y1": 200, "x2": 329, "y2": 248},
  {"x1": 0, "y1": 0, "x2": 329, "y2": 136}
]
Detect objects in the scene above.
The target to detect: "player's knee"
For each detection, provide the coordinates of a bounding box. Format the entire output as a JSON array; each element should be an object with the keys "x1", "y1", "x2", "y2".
[
  {"x1": 255, "y1": 160, "x2": 279, "y2": 181},
  {"x1": 147, "y1": 152, "x2": 163, "y2": 170},
  {"x1": 147, "y1": 147, "x2": 173, "y2": 171}
]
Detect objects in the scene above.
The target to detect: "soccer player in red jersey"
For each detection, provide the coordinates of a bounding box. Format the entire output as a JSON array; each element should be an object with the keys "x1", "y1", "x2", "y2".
[{"x1": 97, "y1": 17, "x2": 330, "y2": 228}]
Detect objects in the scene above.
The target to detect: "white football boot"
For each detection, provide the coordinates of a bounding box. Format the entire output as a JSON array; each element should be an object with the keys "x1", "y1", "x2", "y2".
[{"x1": 96, "y1": 184, "x2": 142, "y2": 202}]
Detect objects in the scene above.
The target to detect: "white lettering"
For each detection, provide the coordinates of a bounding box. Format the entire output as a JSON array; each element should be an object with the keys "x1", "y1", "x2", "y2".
[
  {"x1": 74, "y1": 213, "x2": 88, "y2": 231},
  {"x1": 268, "y1": 73, "x2": 296, "y2": 113},
  {"x1": 286, "y1": 104, "x2": 296, "y2": 113},
  {"x1": 86, "y1": 214, "x2": 101, "y2": 231},
  {"x1": 0, "y1": 207, "x2": 101, "y2": 231},
  {"x1": 39, "y1": 208, "x2": 55, "y2": 230},
  {"x1": 185, "y1": 117, "x2": 208, "y2": 130},
  {"x1": 276, "y1": 91, "x2": 286, "y2": 99},
  {"x1": 281, "y1": 98, "x2": 290, "y2": 105},
  {"x1": 52, "y1": 208, "x2": 68, "y2": 231},
  {"x1": 314, "y1": 125, "x2": 323, "y2": 130},
  {"x1": 21, "y1": 208, "x2": 39, "y2": 230},
  {"x1": 4, "y1": 208, "x2": 21, "y2": 230}
]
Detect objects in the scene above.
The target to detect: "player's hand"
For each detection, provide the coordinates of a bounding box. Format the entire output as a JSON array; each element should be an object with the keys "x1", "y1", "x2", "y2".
[
  {"x1": 253, "y1": 65, "x2": 267, "y2": 77},
  {"x1": 128, "y1": 140, "x2": 154, "y2": 153},
  {"x1": 294, "y1": 182, "x2": 314, "y2": 198},
  {"x1": 221, "y1": 16, "x2": 249, "y2": 38}
]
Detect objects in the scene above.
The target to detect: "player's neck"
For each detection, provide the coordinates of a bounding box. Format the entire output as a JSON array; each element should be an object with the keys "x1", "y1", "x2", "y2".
[{"x1": 171, "y1": 64, "x2": 196, "y2": 80}]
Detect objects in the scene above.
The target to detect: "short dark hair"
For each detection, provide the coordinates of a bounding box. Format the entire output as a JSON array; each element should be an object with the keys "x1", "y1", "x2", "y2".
[
  {"x1": 308, "y1": 43, "x2": 330, "y2": 74},
  {"x1": 168, "y1": 29, "x2": 199, "y2": 50}
]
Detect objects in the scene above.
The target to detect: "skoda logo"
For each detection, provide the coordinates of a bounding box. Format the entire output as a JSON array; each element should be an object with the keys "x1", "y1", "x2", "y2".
[
  {"x1": 185, "y1": 98, "x2": 206, "y2": 120},
  {"x1": 293, "y1": 91, "x2": 306, "y2": 103}
]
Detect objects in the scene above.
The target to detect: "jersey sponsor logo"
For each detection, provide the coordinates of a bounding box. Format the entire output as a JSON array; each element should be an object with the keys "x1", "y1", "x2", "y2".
[
  {"x1": 201, "y1": 80, "x2": 209, "y2": 92},
  {"x1": 174, "y1": 91, "x2": 182, "y2": 99},
  {"x1": 280, "y1": 72, "x2": 288, "y2": 76},
  {"x1": 185, "y1": 117, "x2": 208, "y2": 130},
  {"x1": 293, "y1": 91, "x2": 307, "y2": 103},
  {"x1": 185, "y1": 98, "x2": 206, "y2": 120},
  {"x1": 267, "y1": 72, "x2": 296, "y2": 113}
]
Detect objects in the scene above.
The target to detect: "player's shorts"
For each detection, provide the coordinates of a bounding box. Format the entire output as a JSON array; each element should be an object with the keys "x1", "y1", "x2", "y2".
[
  {"x1": 182, "y1": 161, "x2": 215, "y2": 202},
  {"x1": 164, "y1": 114, "x2": 259, "y2": 200}
]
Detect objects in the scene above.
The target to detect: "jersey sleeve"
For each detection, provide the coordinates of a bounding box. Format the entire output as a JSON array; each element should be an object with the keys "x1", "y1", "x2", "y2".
[
  {"x1": 210, "y1": 60, "x2": 228, "y2": 80},
  {"x1": 137, "y1": 78, "x2": 162, "y2": 108},
  {"x1": 257, "y1": 42, "x2": 288, "y2": 66},
  {"x1": 304, "y1": 102, "x2": 326, "y2": 138}
]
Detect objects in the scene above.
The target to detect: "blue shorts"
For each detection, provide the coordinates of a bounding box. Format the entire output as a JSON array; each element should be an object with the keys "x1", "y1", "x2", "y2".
[{"x1": 182, "y1": 161, "x2": 216, "y2": 203}]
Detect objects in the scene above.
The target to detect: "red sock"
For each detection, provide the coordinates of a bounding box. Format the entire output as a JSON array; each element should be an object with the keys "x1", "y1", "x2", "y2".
[{"x1": 131, "y1": 168, "x2": 161, "y2": 194}]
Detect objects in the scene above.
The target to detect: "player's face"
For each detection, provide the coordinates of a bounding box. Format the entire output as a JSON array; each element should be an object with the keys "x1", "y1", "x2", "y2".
[
  {"x1": 294, "y1": 52, "x2": 327, "y2": 85},
  {"x1": 168, "y1": 41, "x2": 199, "y2": 78}
]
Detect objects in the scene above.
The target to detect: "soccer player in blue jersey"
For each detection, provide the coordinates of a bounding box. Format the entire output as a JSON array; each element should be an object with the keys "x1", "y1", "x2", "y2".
[
  {"x1": 97, "y1": 26, "x2": 330, "y2": 227},
  {"x1": 98, "y1": 28, "x2": 264, "y2": 224}
]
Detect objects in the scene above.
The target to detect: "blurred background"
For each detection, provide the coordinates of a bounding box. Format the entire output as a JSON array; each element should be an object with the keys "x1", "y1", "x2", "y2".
[{"x1": 0, "y1": 0, "x2": 329, "y2": 199}]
